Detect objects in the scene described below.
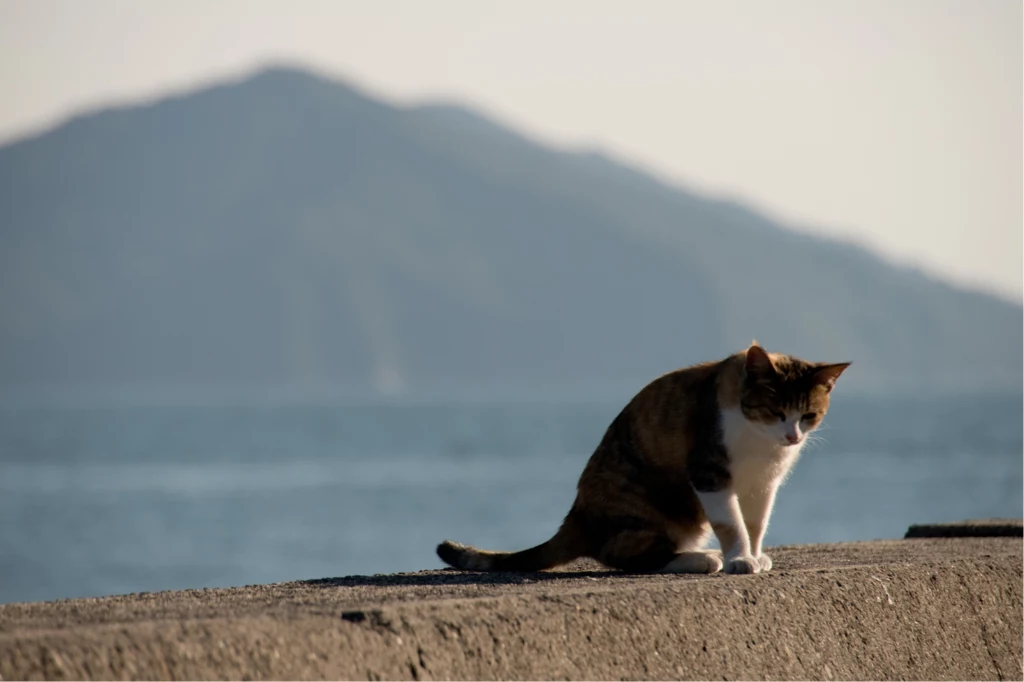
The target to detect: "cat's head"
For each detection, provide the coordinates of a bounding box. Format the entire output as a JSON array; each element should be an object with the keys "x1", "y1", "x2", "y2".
[{"x1": 739, "y1": 343, "x2": 849, "y2": 447}]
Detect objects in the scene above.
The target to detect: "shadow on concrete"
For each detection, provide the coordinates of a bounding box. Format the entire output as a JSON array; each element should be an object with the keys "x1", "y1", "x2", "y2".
[{"x1": 299, "y1": 568, "x2": 625, "y2": 589}]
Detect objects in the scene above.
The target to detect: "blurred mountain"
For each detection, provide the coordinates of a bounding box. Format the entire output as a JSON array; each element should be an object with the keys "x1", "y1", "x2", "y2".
[{"x1": 0, "y1": 66, "x2": 1020, "y2": 398}]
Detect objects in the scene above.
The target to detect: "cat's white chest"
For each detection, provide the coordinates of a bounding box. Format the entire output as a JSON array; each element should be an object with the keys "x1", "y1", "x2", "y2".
[{"x1": 719, "y1": 407, "x2": 802, "y2": 494}]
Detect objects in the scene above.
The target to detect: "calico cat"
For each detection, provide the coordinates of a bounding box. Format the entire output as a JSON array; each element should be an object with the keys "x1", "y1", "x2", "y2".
[{"x1": 437, "y1": 343, "x2": 849, "y2": 575}]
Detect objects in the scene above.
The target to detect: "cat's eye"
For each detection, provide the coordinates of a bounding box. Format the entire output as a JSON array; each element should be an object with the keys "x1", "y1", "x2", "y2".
[
  {"x1": 772, "y1": 410, "x2": 786, "y2": 422},
  {"x1": 802, "y1": 412, "x2": 817, "y2": 421}
]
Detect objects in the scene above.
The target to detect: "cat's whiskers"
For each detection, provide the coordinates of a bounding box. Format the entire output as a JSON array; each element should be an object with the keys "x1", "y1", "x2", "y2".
[{"x1": 802, "y1": 432, "x2": 827, "y2": 449}]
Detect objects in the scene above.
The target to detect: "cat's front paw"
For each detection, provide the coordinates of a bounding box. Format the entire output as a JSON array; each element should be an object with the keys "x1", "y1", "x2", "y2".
[
  {"x1": 756, "y1": 553, "x2": 773, "y2": 572},
  {"x1": 724, "y1": 555, "x2": 760, "y2": 575}
]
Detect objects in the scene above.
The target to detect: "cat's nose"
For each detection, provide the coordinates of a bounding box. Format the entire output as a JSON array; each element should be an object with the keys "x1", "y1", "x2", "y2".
[{"x1": 785, "y1": 433, "x2": 801, "y2": 444}]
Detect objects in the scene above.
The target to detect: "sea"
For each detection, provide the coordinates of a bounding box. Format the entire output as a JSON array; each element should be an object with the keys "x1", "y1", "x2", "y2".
[{"x1": 0, "y1": 392, "x2": 1020, "y2": 605}]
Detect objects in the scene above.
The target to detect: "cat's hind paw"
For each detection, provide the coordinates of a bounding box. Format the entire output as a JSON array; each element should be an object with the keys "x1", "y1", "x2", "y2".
[
  {"x1": 660, "y1": 551, "x2": 723, "y2": 574},
  {"x1": 756, "y1": 553, "x2": 773, "y2": 572},
  {"x1": 724, "y1": 556, "x2": 760, "y2": 575}
]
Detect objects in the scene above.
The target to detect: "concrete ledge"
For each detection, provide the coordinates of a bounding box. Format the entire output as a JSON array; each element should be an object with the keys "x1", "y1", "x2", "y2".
[
  {"x1": 0, "y1": 537, "x2": 1021, "y2": 680},
  {"x1": 905, "y1": 518, "x2": 1023, "y2": 538}
]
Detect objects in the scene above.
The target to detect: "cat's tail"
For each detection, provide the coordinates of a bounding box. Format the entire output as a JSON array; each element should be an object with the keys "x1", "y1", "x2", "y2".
[{"x1": 436, "y1": 516, "x2": 585, "y2": 572}]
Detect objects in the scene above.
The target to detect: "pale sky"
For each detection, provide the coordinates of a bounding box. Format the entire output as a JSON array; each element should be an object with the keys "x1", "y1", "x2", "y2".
[{"x1": 2, "y1": 0, "x2": 1021, "y2": 300}]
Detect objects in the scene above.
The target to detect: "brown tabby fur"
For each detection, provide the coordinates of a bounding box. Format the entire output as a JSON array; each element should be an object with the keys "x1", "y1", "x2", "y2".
[{"x1": 437, "y1": 343, "x2": 849, "y2": 574}]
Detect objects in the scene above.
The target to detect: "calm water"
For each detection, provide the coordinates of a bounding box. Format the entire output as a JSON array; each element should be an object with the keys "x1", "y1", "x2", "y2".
[{"x1": 0, "y1": 393, "x2": 1020, "y2": 604}]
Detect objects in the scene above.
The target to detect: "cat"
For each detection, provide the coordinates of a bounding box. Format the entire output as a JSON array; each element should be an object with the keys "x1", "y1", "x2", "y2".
[{"x1": 437, "y1": 343, "x2": 849, "y2": 575}]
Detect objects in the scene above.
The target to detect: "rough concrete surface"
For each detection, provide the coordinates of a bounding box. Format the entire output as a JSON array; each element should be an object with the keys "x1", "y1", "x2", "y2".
[{"x1": 0, "y1": 537, "x2": 1021, "y2": 680}]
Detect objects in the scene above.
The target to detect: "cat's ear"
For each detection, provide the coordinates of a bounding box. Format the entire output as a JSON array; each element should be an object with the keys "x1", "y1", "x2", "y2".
[
  {"x1": 813, "y1": 363, "x2": 851, "y2": 392},
  {"x1": 745, "y1": 343, "x2": 775, "y2": 375}
]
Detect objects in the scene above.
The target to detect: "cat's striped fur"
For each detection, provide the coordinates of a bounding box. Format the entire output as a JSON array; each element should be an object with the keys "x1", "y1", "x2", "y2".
[{"x1": 436, "y1": 343, "x2": 849, "y2": 574}]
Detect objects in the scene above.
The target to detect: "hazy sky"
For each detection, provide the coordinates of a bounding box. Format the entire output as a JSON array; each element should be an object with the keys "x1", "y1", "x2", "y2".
[{"x1": 2, "y1": 0, "x2": 1021, "y2": 300}]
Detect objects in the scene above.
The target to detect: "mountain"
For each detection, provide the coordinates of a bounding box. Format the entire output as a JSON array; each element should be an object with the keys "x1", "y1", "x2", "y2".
[{"x1": 0, "y1": 66, "x2": 1020, "y2": 398}]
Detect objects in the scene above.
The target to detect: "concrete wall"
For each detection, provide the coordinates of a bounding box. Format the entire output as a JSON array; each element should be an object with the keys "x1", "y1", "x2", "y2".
[{"x1": 0, "y1": 537, "x2": 1020, "y2": 680}]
